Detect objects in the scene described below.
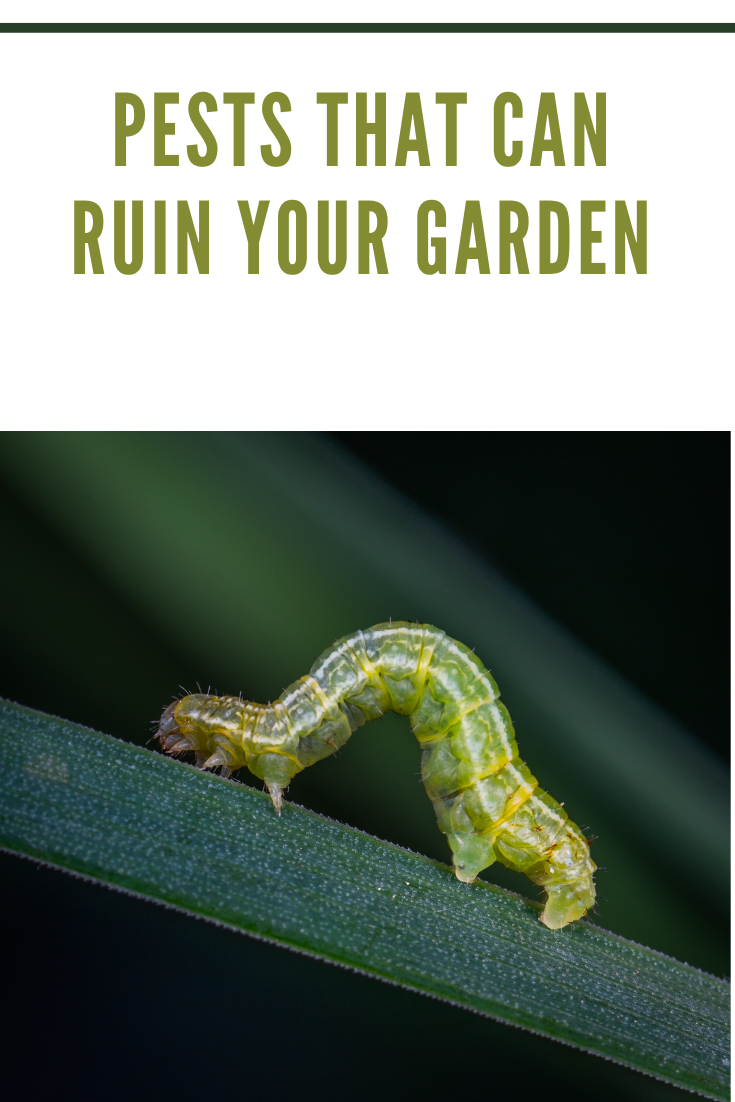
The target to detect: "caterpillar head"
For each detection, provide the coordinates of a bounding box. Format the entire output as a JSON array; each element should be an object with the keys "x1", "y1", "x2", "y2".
[
  {"x1": 157, "y1": 700, "x2": 184, "y2": 749},
  {"x1": 156, "y1": 694, "x2": 237, "y2": 774}
]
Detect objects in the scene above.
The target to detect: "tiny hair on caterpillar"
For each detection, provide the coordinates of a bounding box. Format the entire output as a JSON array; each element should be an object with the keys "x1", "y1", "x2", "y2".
[{"x1": 157, "y1": 622, "x2": 596, "y2": 930}]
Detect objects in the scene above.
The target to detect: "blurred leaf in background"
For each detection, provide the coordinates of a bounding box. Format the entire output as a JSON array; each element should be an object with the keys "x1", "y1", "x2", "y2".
[
  {"x1": 331, "y1": 432, "x2": 729, "y2": 766},
  {"x1": 0, "y1": 431, "x2": 728, "y2": 1102}
]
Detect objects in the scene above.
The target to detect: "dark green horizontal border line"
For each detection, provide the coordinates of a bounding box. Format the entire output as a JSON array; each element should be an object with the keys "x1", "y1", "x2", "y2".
[{"x1": 1, "y1": 22, "x2": 733, "y2": 33}]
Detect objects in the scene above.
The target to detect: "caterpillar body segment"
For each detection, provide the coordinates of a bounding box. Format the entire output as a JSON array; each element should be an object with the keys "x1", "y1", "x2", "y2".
[{"x1": 157, "y1": 622, "x2": 596, "y2": 929}]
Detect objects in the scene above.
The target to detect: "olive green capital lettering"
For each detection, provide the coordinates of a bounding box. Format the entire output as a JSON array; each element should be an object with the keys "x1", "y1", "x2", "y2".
[
  {"x1": 318, "y1": 201, "x2": 347, "y2": 274},
  {"x1": 539, "y1": 201, "x2": 570, "y2": 274},
  {"x1": 187, "y1": 92, "x2": 218, "y2": 167},
  {"x1": 113, "y1": 200, "x2": 143, "y2": 275},
  {"x1": 316, "y1": 93, "x2": 348, "y2": 166},
  {"x1": 435, "y1": 93, "x2": 467, "y2": 167},
  {"x1": 499, "y1": 201, "x2": 529, "y2": 274},
  {"x1": 358, "y1": 201, "x2": 389, "y2": 273},
  {"x1": 114, "y1": 93, "x2": 145, "y2": 167},
  {"x1": 74, "y1": 201, "x2": 104, "y2": 274},
  {"x1": 581, "y1": 200, "x2": 605, "y2": 274},
  {"x1": 615, "y1": 200, "x2": 647, "y2": 274},
  {"x1": 455, "y1": 201, "x2": 490, "y2": 274},
  {"x1": 261, "y1": 93, "x2": 292, "y2": 167},
  {"x1": 574, "y1": 93, "x2": 606, "y2": 166},
  {"x1": 223, "y1": 93, "x2": 255, "y2": 166},
  {"x1": 155, "y1": 200, "x2": 166, "y2": 274},
  {"x1": 494, "y1": 92, "x2": 523, "y2": 167},
  {"x1": 177, "y1": 200, "x2": 209, "y2": 274},
  {"x1": 356, "y1": 94, "x2": 386, "y2": 167},
  {"x1": 530, "y1": 93, "x2": 565, "y2": 166},
  {"x1": 278, "y1": 200, "x2": 307, "y2": 275},
  {"x1": 154, "y1": 93, "x2": 179, "y2": 167},
  {"x1": 417, "y1": 200, "x2": 446, "y2": 275},
  {"x1": 395, "y1": 93, "x2": 430, "y2": 166},
  {"x1": 237, "y1": 200, "x2": 270, "y2": 274}
]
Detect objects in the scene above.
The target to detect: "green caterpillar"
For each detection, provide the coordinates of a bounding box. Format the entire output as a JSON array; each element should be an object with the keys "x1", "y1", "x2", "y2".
[{"x1": 157, "y1": 622, "x2": 596, "y2": 929}]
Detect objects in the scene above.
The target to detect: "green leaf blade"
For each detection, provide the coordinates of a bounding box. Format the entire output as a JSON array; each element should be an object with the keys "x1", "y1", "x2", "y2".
[{"x1": 0, "y1": 699, "x2": 728, "y2": 1100}]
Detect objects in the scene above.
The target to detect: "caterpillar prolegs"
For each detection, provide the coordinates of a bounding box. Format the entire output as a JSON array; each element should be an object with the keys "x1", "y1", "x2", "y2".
[{"x1": 157, "y1": 623, "x2": 596, "y2": 929}]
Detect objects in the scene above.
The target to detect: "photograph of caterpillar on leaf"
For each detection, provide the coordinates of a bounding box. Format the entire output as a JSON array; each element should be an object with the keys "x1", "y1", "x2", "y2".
[{"x1": 158, "y1": 621, "x2": 596, "y2": 930}]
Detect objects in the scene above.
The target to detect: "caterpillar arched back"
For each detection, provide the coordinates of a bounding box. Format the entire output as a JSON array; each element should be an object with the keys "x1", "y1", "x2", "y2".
[{"x1": 157, "y1": 622, "x2": 596, "y2": 929}]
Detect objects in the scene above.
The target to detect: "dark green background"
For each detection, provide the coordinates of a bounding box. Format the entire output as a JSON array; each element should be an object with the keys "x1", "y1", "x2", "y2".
[{"x1": 0, "y1": 431, "x2": 728, "y2": 1102}]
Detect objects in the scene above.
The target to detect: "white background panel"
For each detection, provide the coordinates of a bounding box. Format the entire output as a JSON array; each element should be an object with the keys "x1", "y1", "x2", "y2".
[
  {"x1": 1, "y1": 31, "x2": 731, "y2": 428},
  {"x1": 7, "y1": 3, "x2": 734, "y2": 25}
]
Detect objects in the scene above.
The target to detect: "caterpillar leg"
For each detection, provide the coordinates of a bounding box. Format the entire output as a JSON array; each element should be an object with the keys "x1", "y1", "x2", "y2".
[
  {"x1": 535, "y1": 877, "x2": 596, "y2": 930},
  {"x1": 445, "y1": 832, "x2": 497, "y2": 884},
  {"x1": 267, "y1": 785, "x2": 284, "y2": 815},
  {"x1": 495, "y1": 800, "x2": 597, "y2": 929}
]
